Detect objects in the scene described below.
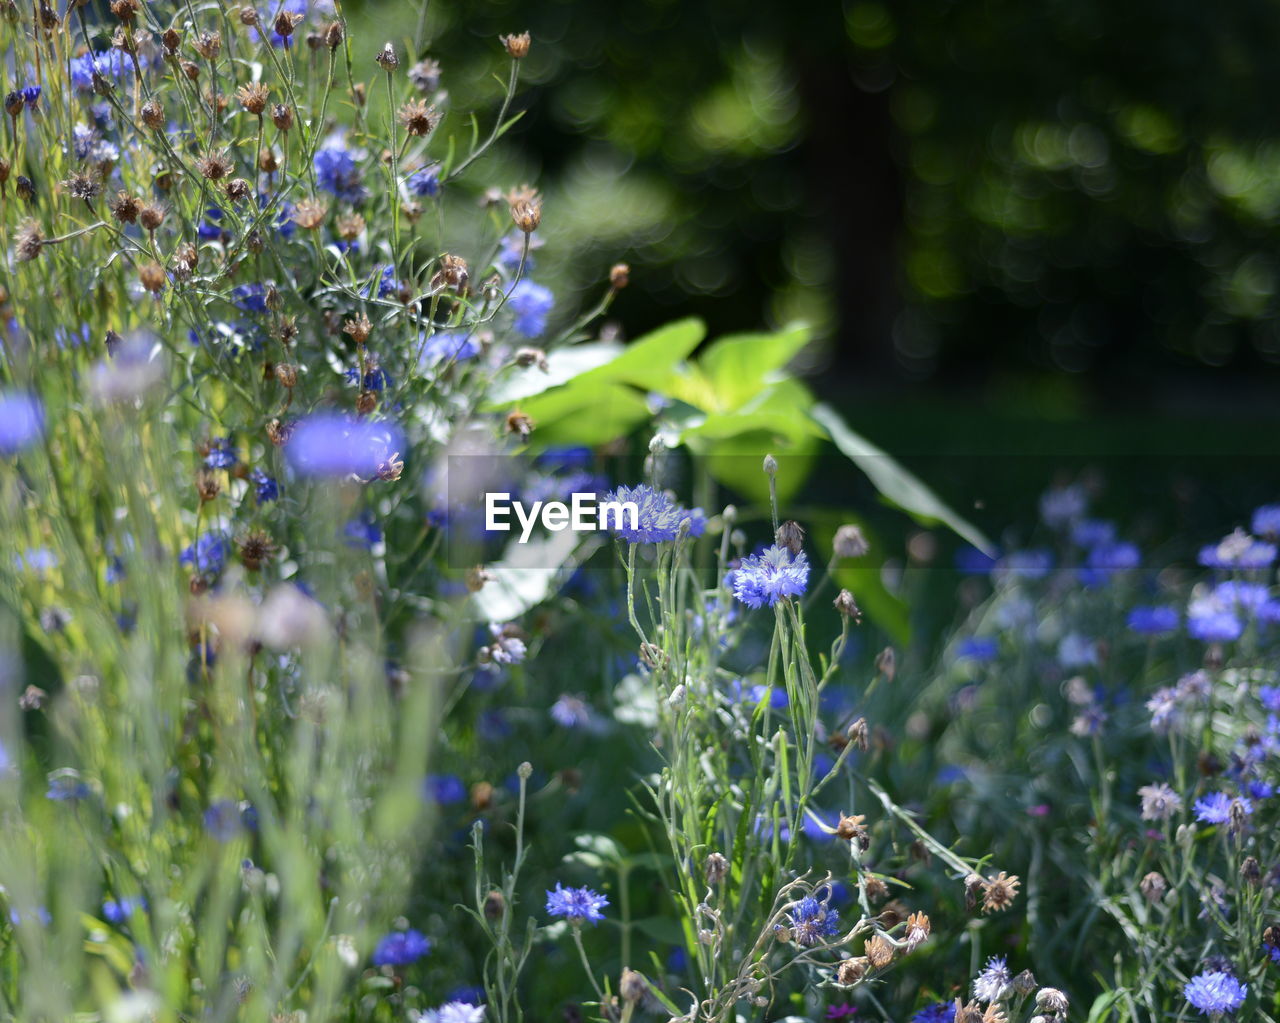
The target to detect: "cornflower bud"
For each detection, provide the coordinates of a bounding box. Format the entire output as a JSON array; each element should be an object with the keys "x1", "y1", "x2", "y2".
[
  {"x1": 271, "y1": 103, "x2": 293, "y2": 131},
  {"x1": 375, "y1": 42, "x2": 398, "y2": 71}
]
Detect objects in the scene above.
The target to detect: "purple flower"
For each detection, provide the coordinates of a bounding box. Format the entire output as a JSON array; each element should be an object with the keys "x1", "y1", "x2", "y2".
[
  {"x1": 424, "y1": 774, "x2": 466, "y2": 804},
  {"x1": 603, "y1": 484, "x2": 686, "y2": 543},
  {"x1": 1214, "y1": 581, "x2": 1270, "y2": 611},
  {"x1": 204, "y1": 436, "x2": 237, "y2": 469},
  {"x1": 1081, "y1": 541, "x2": 1139, "y2": 585},
  {"x1": 546, "y1": 882, "x2": 608, "y2": 925},
  {"x1": 343, "y1": 513, "x2": 382, "y2": 550},
  {"x1": 507, "y1": 280, "x2": 554, "y2": 338},
  {"x1": 286, "y1": 413, "x2": 404, "y2": 478},
  {"x1": 1199, "y1": 529, "x2": 1276, "y2": 570},
  {"x1": 180, "y1": 533, "x2": 229, "y2": 575},
  {"x1": 0, "y1": 390, "x2": 44, "y2": 454},
  {"x1": 1184, "y1": 970, "x2": 1246, "y2": 1015},
  {"x1": 780, "y1": 895, "x2": 840, "y2": 946},
  {"x1": 956, "y1": 636, "x2": 999, "y2": 662},
  {"x1": 314, "y1": 145, "x2": 367, "y2": 204},
  {"x1": 973, "y1": 955, "x2": 1014, "y2": 1002},
  {"x1": 1128, "y1": 605, "x2": 1179, "y2": 635},
  {"x1": 371, "y1": 928, "x2": 432, "y2": 966},
  {"x1": 731, "y1": 545, "x2": 810, "y2": 608},
  {"x1": 251, "y1": 468, "x2": 278, "y2": 503},
  {"x1": 911, "y1": 1005, "x2": 953, "y2": 1023},
  {"x1": 230, "y1": 283, "x2": 269, "y2": 313}
]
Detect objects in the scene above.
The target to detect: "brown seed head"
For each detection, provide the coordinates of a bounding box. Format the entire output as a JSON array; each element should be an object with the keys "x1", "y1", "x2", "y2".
[
  {"x1": 431, "y1": 253, "x2": 469, "y2": 295},
  {"x1": 15, "y1": 176, "x2": 34, "y2": 202},
  {"x1": 196, "y1": 470, "x2": 221, "y2": 503},
  {"x1": 483, "y1": 890, "x2": 505, "y2": 921},
  {"x1": 238, "y1": 7, "x2": 259, "y2": 27},
  {"x1": 108, "y1": 191, "x2": 140, "y2": 223},
  {"x1": 273, "y1": 9, "x2": 302, "y2": 38},
  {"x1": 862, "y1": 876, "x2": 888, "y2": 902},
  {"x1": 863, "y1": 936, "x2": 894, "y2": 970},
  {"x1": 833, "y1": 523, "x2": 870, "y2": 558},
  {"x1": 833, "y1": 588, "x2": 862, "y2": 621},
  {"x1": 271, "y1": 103, "x2": 293, "y2": 131},
  {"x1": 292, "y1": 198, "x2": 328, "y2": 230},
  {"x1": 375, "y1": 42, "x2": 398, "y2": 71},
  {"x1": 238, "y1": 530, "x2": 276, "y2": 572},
  {"x1": 197, "y1": 151, "x2": 233, "y2": 181},
  {"x1": 180, "y1": 60, "x2": 200, "y2": 81},
  {"x1": 835, "y1": 958, "x2": 867, "y2": 986},
  {"x1": 506, "y1": 411, "x2": 534, "y2": 442},
  {"x1": 619, "y1": 970, "x2": 648, "y2": 1004},
  {"x1": 336, "y1": 212, "x2": 365, "y2": 241},
  {"x1": 610, "y1": 262, "x2": 630, "y2": 289},
  {"x1": 510, "y1": 195, "x2": 542, "y2": 234},
  {"x1": 324, "y1": 20, "x2": 344, "y2": 48},
  {"x1": 356, "y1": 391, "x2": 378, "y2": 415},
  {"x1": 162, "y1": 27, "x2": 182, "y2": 51},
  {"x1": 109, "y1": 0, "x2": 138, "y2": 23},
  {"x1": 225, "y1": 177, "x2": 251, "y2": 202},
  {"x1": 193, "y1": 31, "x2": 222, "y2": 59},
  {"x1": 138, "y1": 202, "x2": 165, "y2": 232},
  {"x1": 140, "y1": 99, "x2": 164, "y2": 129},
  {"x1": 704, "y1": 852, "x2": 729, "y2": 885},
  {"x1": 237, "y1": 82, "x2": 269, "y2": 115},
  {"x1": 274, "y1": 363, "x2": 298, "y2": 388}
]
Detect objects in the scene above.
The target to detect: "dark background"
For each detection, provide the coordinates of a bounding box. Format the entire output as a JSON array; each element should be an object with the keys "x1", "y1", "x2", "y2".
[{"x1": 390, "y1": 0, "x2": 1280, "y2": 429}]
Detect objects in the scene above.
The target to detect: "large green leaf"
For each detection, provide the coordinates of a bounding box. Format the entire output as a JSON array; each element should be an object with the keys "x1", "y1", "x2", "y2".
[
  {"x1": 483, "y1": 340, "x2": 625, "y2": 406},
  {"x1": 810, "y1": 402, "x2": 995, "y2": 555},
  {"x1": 698, "y1": 323, "x2": 812, "y2": 410},
  {"x1": 517, "y1": 384, "x2": 652, "y2": 446}
]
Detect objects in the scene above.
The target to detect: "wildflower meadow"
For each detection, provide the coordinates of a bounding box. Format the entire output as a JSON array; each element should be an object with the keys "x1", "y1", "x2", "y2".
[{"x1": 0, "y1": 2, "x2": 1277, "y2": 1022}]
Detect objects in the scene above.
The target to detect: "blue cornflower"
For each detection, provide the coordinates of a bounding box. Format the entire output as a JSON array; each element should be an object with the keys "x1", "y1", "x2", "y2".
[
  {"x1": 419, "y1": 330, "x2": 481, "y2": 365},
  {"x1": 1214, "y1": 581, "x2": 1270, "y2": 611},
  {"x1": 1253, "y1": 504, "x2": 1280, "y2": 537},
  {"x1": 955, "y1": 545, "x2": 999, "y2": 574},
  {"x1": 345, "y1": 364, "x2": 392, "y2": 391},
  {"x1": 1258, "y1": 600, "x2": 1280, "y2": 625},
  {"x1": 198, "y1": 207, "x2": 229, "y2": 242},
  {"x1": 424, "y1": 774, "x2": 466, "y2": 804},
  {"x1": 180, "y1": 533, "x2": 229, "y2": 575},
  {"x1": 315, "y1": 145, "x2": 367, "y2": 204},
  {"x1": 363, "y1": 264, "x2": 398, "y2": 299},
  {"x1": 956, "y1": 636, "x2": 998, "y2": 662},
  {"x1": 1184, "y1": 970, "x2": 1246, "y2": 1015},
  {"x1": 406, "y1": 165, "x2": 441, "y2": 197},
  {"x1": 683, "y1": 507, "x2": 708, "y2": 538},
  {"x1": 421, "y1": 1003, "x2": 485, "y2": 1023},
  {"x1": 781, "y1": 895, "x2": 840, "y2": 946},
  {"x1": 69, "y1": 50, "x2": 133, "y2": 92},
  {"x1": 8, "y1": 906, "x2": 51, "y2": 927},
  {"x1": 730, "y1": 545, "x2": 810, "y2": 608},
  {"x1": 250, "y1": 468, "x2": 278, "y2": 504},
  {"x1": 911, "y1": 1005, "x2": 953, "y2": 1023},
  {"x1": 728, "y1": 679, "x2": 788, "y2": 710},
  {"x1": 1128, "y1": 605, "x2": 1179, "y2": 635},
  {"x1": 545, "y1": 882, "x2": 609, "y2": 925},
  {"x1": 21, "y1": 86, "x2": 41, "y2": 109},
  {"x1": 102, "y1": 897, "x2": 146, "y2": 924},
  {"x1": 973, "y1": 955, "x2": 1013, "y2": 1002},
  {"x1": 204, "y1": 436, "x2": 237, "y2": 469},
  {"x1": 371, "y1": 928, "x2": 432, "y2": 966},
  {"x1": 507, "y1": 280, "x2": 554, "y2": 337},
  {"x1": 1193, "y1": 792, "x2": 1251, "y2": 825},
  {"x1": 1081, "y1": 540, "x2": 1140, "y2": 585},
  {"x1": 1266, "y1": 943, "x2": 1280, "y2": 965},
  {"x1": 286, "y1": 413, "x2": 404, "y2": 478},
  {"x1": 603, "y1": 484, "x2": 686, "y2": 543},
  {"x1": 0, "y1": 390, "x2": 44, "y2": 453},
  {"x1": 230, "y1": 284, "x2": 269, "y2": 314},
  {"x1": 1261, "y1": 686, "x2": 1280, "y2": 713}
]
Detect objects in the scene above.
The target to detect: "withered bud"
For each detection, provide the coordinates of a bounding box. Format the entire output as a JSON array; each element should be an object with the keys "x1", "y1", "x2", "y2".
[
  {"x1": 515, "y1": 347, "x2": 548, "y2": 372},
  {"x1": 273, "y1": 9, "x2": 302, "y2": 38},
  {"x1": 196, "y1": 470, "x2": 221, "y2": 503},
  {"x1": 162, "y1": 27, "x2": 182, "y2": 51},
  {"x1": 610, "y1": 262, "x2": 630, "y2": 289},
  {"x1": 833, "y1": 588, "x2": 862, "y2": 621},
  {"x1": 237, "y1": 82, "x2": 269, "y2": 114},
  {"x1": 509, "y1": 196, "x2": 542, "y2": 234},
  {"x1": 173, "y1": 241, "x2": 198, "y2": 273},
  {"x1": 356, "y1": 391, "x2": 378, "y2": 415},
  {"x1": 343, "y1": 315, "x2": 372, "y2": 345},
  {"x1": 18, "y1": 685, "x2": 46, "y2": 710},
  {"x1": 1012, "y1": 970, "x2": 1037, "y2": 997},
  {"x1": 864, "y1": 936, "x2": 894, "y2": 970},
  {"x1": 138, "y1": 262, "x2": 166, "y2": 293},
  {"x1": 292, "y1": 198, "x2": 328, "y2": 230},
  {"x1": 500, "y1": 31, "x2": 531, "y2": 58},
  {"x1": 225, "y1": 177, "x2": 251, "y2": 202},
  {"x1": 397, "y1": 100, "x2": 438, "y2": 137},
  {"x1": 238, "y1": 530, "x2": 276, "y2": 572},
  {"x1": 109, "y1": 0, "x2": 138, "y2": 23},
  {"x1": 140, "y1": 99, "x2": 164, "y2": 129},
  {"x1": 776, "y1": 519, "x2": 805, "y2": 555},
  {"x1": 266, "y1": 418, "x2": 294, "y2": 446},
  {"x1": 196, "y1": 151, "x2": 233, "y2": 181},
  {"x1": 275, "y1": 364, "x2": 298, "y2": 388},
  {"x1": 238, "y1": 7, "x2": 259, "y2": 27},
  {"x1": 259, "y1": 148, "x2": 280, "y2": 174},
  {"x1": 15, "y1": 175, "x2": 34, "y2": 202},
  {"x1": 409, "y1": 57, "x2": 441, "y2": 92},
  {"x1": 704, "y1": 852, "x2": 729, "y2": 885},
  {"x1": 863, "y1": 876, "x2": 889, "y2": 902},
  {"x1": 465, "y1": 565, "x2": 494, "y2": 593},
  {"x1": 483, "y1": 890, "x2": 505, "y2": 921},
  {"x1": 271, "y1": 103, "x2": 293, "y2": 131},
  {"x1": 0, "y1": 159, "x2": 9, "y2": 184},
  {"x1": 431, "y1": 253, "x2": 469, "y2": 294},
  {"x1": 180, "y1": 60, "x2": 200, "y2": 81},
  {"x1": 833, "y1": 523, "x2": 870, "y2": 558},
  {"x1": 836, "y1": 958, "x2": 867, "y2": 986},
  {"x1": 336, "y1": 212, "x2": 366, "y2": 241},
  {"x1": 836, "y1": 812, "x2": 868, "y2": 843},
  {"x1": 375, "y1": 42, "x2": 398, "y2": 71},
  {"x1": 848, "y1": 717, "x2": 869, "y2": 752},
  {"x1": 14, "y1": 221, "x2": 44, "y2": 263},
  {"x1": 193, "y1": 31, "x2": 222, "y2": 59},
  {"x1": 108, "y1": 191, "x2": 140, "y2": 223},
  {"x1": 963, "y1": 873, "x2": 984, "y2": 912},
  {"x1": 138, "y1": 203, "x2": 165, "y2": 232},
  {"x1": 875, "y1": 646, "x2": 896, "y2": 682},
  {"x1": 324, "y1": 20, "x2": 344, "y2": 48},
  {"x1": 1140, "y1": 870, "x2": 1167, "y2": 903},
  {"x1": 619, "y1": 970, "x2": 648, "y2": 1004},
  {"x1": 352, "y1": 81, "x2": 366, "y2": 106}
]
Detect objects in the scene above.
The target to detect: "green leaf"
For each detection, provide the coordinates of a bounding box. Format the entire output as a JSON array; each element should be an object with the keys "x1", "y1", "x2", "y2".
[
  {"x1": 698, "y1": 323, "x2": 812, "y2": 410},
  {"x1": 574, "y1": 317, "x2": 707, "y2": 392},
  {"x1": 519, "y1": 384, "x2": 652, "y2": 446},
  {"x1": 810, "y1": 402, "x2": 995, "y2": 554},
  {"x1": 483, "y1": 341, "x2": 625, "y2": 406}
]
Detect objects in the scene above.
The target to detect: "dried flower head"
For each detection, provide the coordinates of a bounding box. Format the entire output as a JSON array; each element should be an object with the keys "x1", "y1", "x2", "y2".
[
  {"x1": 506, "y1": 411, "x2": 534, "y2": 442},
  {"x1": 138, "y1": 262, "x2": 166, "y2": 294},
  {"x1": 14, "y1": 220, "x2": 44, "y2": 262},
  {"x1": 875, "y1": 646, "x2": 896, "y2": 682},
  {"x1": 833, "y1": 523, "x2": 870, "y2": 558},
  {"x1": 237, "y1": 82, "x2": 269, "y2": 114},
  {"x1": 835, "y1": 958, "x2": 868, "y2": 986},
  {"x1": 138, "y1": 202, "x2": 165, "y2": 232},
  {"x1": 196, "y1": 151, "x2": 233, "y2": 181},
  {"x1": 903, "y1": 911, "x2": 930, "y2": 952},
  {"x1": 610, "y1": 262, "x2": 630, "y2": 289},
  {"x1": 140, "y1": 99, "x2": 164, "y2": 129},
  {"x1": 431, "y1": 253, "x2": 469, "y2": 294},
  {"x1": 397, "y1": 100, "x2": 438, "y2": 137},
  {"x1": 108, "y1": 191, "x2": 140, "y2": 223},
  {"x1": 193, "y1": 31, "x2": 222, "y2": 59},
  {"x1": 62, "y1": 172, "x2": 102, "y2": 202},
  {"x1": 343, "y1": 315, "x2": 372, "y2": 345},
  {"x1": 272, "y1": 103, "x2": 293, "y2": 131},
  {"x1": 704, "y1": 852, "x2": 729, "y2": 885},
  {"x1": 500, "y1": 31, "x2": 531, "y2": 58},
  {"x1": 225, "y1": 177, "x2": 251, "y2": 202},
  {"x1": 273, "y1": 9, "x2": 303, "y2": 38},
  {"x1": 109, "y1": 0, "x2": 138, "y2": 22},
  {"x1": 980, "y1": 871, "x2": 1020, "y2": 914},
  {"x1": 510, "y1": 195, "x2": 542, "y2": 234},
  {"x1": 195, "y1": 470, "x2": 221, "y2": 503},
  {"x1": 324, "y1": 20, "x2": 344, "y2": 48},
  {"x1": 864, "y1": 935, "x2": 893, "y2": 970},
  {"x1": 409, "y1": 57, "x2": 441, "y2": 92},
  {"x1": 833, "y1": 588, "x2": 862, "y2": 621},
  {"x1": 238, "y1": 530, "x2": 276, "y2": 571},
  {"x1": 292, "y1": 198, "x2": 328, "y2": 230}
]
